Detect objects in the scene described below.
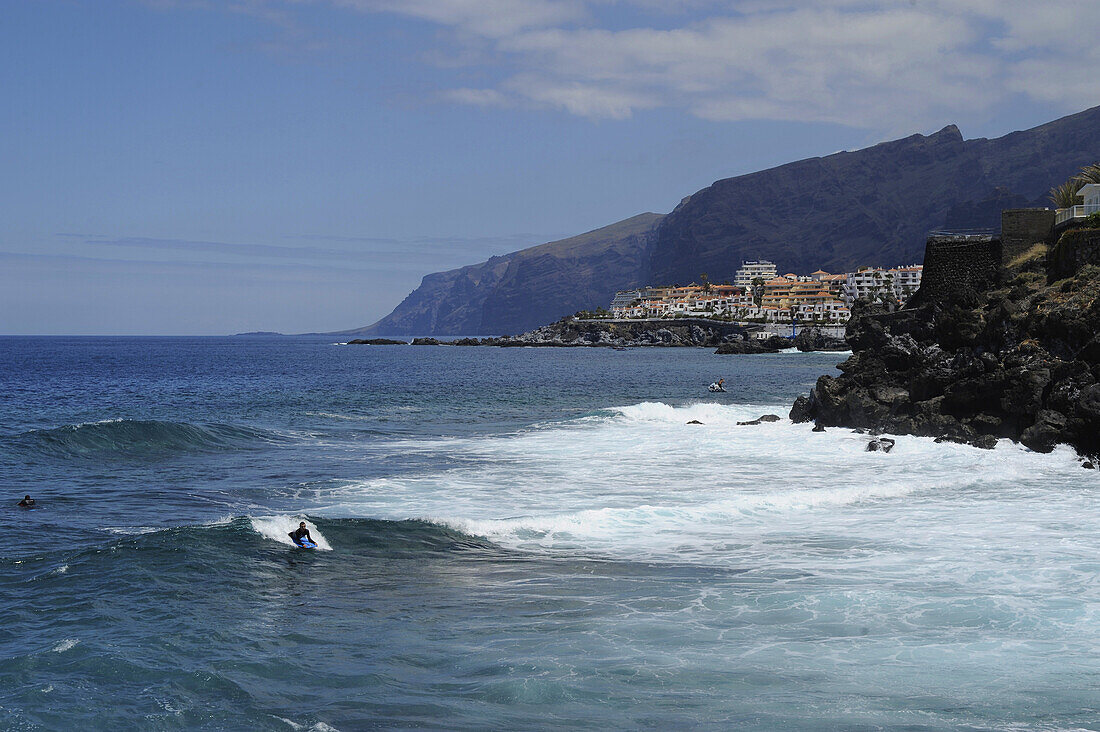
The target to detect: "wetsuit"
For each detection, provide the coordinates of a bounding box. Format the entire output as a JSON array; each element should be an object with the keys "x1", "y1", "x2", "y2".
[
  {"x1": 18, "y1": 498, "x2": 35, "y2": 508},
  {"x1": 289, "y1": 527, "x2": 313, "y2": 546}
]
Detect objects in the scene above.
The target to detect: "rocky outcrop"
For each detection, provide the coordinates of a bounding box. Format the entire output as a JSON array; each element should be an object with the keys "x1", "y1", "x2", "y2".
[
  {"x1": 345, "y1": 106, "x2": 1100, "y2": 337},
  {"x1": 347, "y1": 338, "x2": 406, "y2": 345},
  {"x1": 790, "y1": 228, "x2": 1100, "y2": 457},
  {"x1": 737, "y1": 414, "x2": 782, "y2": 425},
  {"x1": 481, "y1": 317, "x2": 755, "y2": 348},
  {"x1": 866, "y1": 437, "x2": 895, "y2": 453},
  {"x1": 714, "y1": 336, "x2": 789, "y2": 354},
  {"x1": 793, "y1": 328, "x2": 848, "y2": 352}
]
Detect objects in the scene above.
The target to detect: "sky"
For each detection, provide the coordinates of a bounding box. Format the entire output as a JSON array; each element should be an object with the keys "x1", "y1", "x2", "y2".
[{"x1": 1, "y1": 0, "x2": 1096, "y2": 334}]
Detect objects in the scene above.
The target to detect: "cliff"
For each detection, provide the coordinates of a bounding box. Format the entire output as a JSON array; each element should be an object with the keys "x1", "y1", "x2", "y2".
[
  {"x1": 354, "y1": 105, "x2": 1100, "y2": 336},
  {"x1": 338, "y1": 213, "x2": 662, "y2": 337},
  {"x1": 790, "y1": 222, "x2": 1100, "y2": 457}
]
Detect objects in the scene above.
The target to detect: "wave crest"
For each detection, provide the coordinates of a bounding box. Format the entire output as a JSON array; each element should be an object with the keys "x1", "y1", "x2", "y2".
[{"x1": 10, "y1": 419, "x2": 283, "y2": 458}]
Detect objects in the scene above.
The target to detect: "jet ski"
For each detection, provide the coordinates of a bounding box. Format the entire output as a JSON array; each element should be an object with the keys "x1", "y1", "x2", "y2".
[{"x1": 708, "y1": 383, "x2": 727, "y2": 392}]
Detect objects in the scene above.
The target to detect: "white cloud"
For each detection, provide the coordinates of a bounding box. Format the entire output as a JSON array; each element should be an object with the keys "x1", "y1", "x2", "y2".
[
  {"x1": 235, "y1": 1, "x2": 1100, "y2": 128},
  {"x1": 323, "y1": 0, "x2": 586, "y2": 37},
  {"x1": 441, "y1": 87, "x2": 510, "y2": 107},
  {"x1": 504, "y1": 75, "x2": 658, "y2": 118}
]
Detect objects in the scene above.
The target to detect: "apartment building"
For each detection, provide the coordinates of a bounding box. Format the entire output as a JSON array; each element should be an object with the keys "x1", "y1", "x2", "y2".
[{"x1": 734, "y1": 260, "x2": 778, "y2": 287}]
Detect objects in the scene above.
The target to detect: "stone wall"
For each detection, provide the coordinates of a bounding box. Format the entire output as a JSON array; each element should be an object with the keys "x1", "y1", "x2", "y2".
[
  {"x1": 908, "y1": 235, "x2": 1003, "y2": 306},
  {"x1": 1001, "y1": 208, "x2": 1055, "y2": 262},
  {"x1": 1049, "y1": 228, "x2": 1100, "y2": 281}
]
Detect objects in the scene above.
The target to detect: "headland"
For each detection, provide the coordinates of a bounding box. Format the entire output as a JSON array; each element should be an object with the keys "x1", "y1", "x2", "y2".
[{"x1": 791, "y1": 207, "x2": 1100, "y2": 459}]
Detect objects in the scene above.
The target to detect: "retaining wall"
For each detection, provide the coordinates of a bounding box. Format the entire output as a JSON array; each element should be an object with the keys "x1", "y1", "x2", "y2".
[
  {"x1": 1001, "y1": 208, "x2": 1055, "y2": 262},
  {"x1": 1049, "y1": 228, "x2": 1100, "y2": 281},
  {"x1": 909, "y1": 235, "x2": 1003, "y2": 306}
]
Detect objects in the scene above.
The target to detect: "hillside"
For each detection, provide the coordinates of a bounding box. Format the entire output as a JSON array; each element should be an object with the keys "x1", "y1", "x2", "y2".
[
  {"x1": 353, "y1": 105, "x2": 1100, "y2": 336},
  {"x1": 338, "y1": 213, "x2": 662, "y2": 336}
]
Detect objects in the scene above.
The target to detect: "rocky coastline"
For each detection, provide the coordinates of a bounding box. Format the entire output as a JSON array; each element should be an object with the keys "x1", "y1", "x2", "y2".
[
  {"x1": 790, "y1": 222, "x2": 1100, "y2": 459},
  {"x1": 351, "y1": 318, "x2": 806, "y2": 350}
]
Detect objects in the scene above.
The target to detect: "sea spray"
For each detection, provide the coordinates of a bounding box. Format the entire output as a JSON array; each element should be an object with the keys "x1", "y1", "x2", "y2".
[
  {"x1": 250, "y1": 516, "x2": 333, "y2": 550},
  {"x1": 320, "y1": 402, "x2": 1086, "y2": 564}
]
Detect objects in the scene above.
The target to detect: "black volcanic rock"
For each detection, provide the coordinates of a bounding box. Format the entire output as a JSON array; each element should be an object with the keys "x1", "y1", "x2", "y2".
[
  {"x1": 349, "y1": 106, "x2": 1100, "y2": 337},
  {"x1": 791, "y1": 230, "x2": 1100, "y2": 456},
  {"x1": 348, "y1": 338, "x2": 406, "y2": 345},
  {"x1": 737, "y1": 414, "x2": 781, "y2": 425},
  {"x1": 715, "y1": 336, "x2": 788, "y2": 354},
  {"x1": 794, "y1": 327, "x2": 849, "y2": 352},
  {"x1": 498, "y1": 316, "x2": 752, "y2": 347}
]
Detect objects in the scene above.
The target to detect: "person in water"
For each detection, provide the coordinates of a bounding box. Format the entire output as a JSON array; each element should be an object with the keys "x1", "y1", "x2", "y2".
[
  {"x1": 18, "y1": 495, "x2": 35, "y2": 508},
  {"x1": 288, "y1": 522, "x2": 313, "y2": 546},
  {"x1": 717, "y1": 378, "x2": 725, "y2": 390}
]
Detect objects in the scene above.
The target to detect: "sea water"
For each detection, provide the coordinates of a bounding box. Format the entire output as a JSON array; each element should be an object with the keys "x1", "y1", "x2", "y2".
[{"x1": 1, "y1": 336, "x2": 1097, "y2": 730}]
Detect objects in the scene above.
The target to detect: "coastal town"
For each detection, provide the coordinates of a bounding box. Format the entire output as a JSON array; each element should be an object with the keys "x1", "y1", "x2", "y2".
[{"x1": 601, "y1": 260, "x2": 923, "y2": 333}]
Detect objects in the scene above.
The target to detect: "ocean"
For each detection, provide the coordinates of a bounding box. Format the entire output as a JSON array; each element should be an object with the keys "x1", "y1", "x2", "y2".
[{"x1": 2, "y1": 336, "x2": 1097, "y2": 730}]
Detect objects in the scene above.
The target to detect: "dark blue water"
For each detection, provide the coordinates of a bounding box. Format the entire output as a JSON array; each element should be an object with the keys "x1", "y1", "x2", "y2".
[{"x1": 3, "y1": 337, "x2": 1098, "y2": 730}]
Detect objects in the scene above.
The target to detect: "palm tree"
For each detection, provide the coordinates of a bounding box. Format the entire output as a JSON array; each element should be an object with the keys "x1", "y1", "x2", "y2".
[
  {"x1": 750, "y1": 277, "x2": 765, "y2": 307},
  {"x1": 1050, "y1": 180, "x2": 1082, "y2": 209},
  {"x1": 1075, "y1": 163, "x2": 1100, "y2": 184}
]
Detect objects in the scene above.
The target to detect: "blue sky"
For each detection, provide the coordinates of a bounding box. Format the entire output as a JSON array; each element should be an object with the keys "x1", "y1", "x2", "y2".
[{"x1": 1, "y1": 0, "x2": 1094, "y2": 334}]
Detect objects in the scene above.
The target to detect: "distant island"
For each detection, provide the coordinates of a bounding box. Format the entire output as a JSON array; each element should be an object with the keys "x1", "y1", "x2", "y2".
[{"x1": 233, "y1": 331, "x2": 284, "y2": 336}]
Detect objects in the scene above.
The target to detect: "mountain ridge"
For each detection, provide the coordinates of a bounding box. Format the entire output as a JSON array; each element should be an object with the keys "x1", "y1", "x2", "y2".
[{"x1": 350, "y1": 106, "x2": 1100, "y2": 336}]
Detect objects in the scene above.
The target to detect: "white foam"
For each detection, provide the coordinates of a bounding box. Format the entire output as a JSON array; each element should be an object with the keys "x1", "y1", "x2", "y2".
[
  {"x1": 272, "y1": 718, "x2": 340, "y2": 732},
  {"x1": 250, "y1": 516, "x2": 333, "y2": 551},
  {"x1": 104, "y1": 526, "x2": 160, "y2": 535},
  {"x1": 51, "y1": 639, "x2": 79, "y2": 653},
  {"x1": 309, "y1": 401, "x2": 1091, "y2": 566}
]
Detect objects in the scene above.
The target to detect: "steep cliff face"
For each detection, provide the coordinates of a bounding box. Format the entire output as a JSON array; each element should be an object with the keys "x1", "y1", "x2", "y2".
[
  {"x1": 646, "y1": 125, "x2": 972, "y2": 284},
  {"x1": 645, "y1": 106, "x2": 1100, "y2": 285},
  {"x1": 355, "y1": 105, "x2": 1100, "y2": 336},
  {"x1": 346, "y1": 213, "x2": 661, "y2": 336}
]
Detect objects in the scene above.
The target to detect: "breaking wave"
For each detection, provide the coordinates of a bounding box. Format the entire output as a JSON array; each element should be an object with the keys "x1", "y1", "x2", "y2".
[{"x1": 8, "y1": 419, "x2": 285, "y2": 458}]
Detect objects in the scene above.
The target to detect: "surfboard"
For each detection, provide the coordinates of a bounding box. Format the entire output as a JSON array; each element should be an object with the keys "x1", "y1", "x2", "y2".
[{"x1": 293, "y1": 539, "x2": 317, "y2": 549}]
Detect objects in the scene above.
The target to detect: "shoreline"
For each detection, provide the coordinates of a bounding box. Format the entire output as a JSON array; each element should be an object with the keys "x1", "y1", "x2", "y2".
[{"x1": 348, "y1": 317, "x2": 849, "y2": 352}]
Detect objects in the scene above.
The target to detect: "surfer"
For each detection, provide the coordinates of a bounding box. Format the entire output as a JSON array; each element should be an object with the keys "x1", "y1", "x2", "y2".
[
  {"x1": 288, "y1": 522, "x2": 313, "y2": 547},
  {"x1": 18, "y1": 495, "x2": 36, "y2": 508}
]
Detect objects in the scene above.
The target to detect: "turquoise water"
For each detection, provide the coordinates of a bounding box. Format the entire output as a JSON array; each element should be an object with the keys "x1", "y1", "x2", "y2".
[{"x1": 2, "y1": 337, "x2": 1098, "y2": 730}]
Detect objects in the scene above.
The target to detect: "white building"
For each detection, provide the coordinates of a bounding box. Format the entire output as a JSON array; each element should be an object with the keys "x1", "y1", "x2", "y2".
[
  {"x1": 841, "y1": 266, "x2": 922, "y2": 305},
  {"x1": 889, "y1": 266, "x2": 923, "y2": 301},
  {"x1": 1056, "y1": 183, "x2": 1100, "y2": 225},
  {"x1": 734, "y1": 260, "x2": 778, "y2": 288},
  {"x1": 1083, "y1": 183, "x2": 1100, "y2": 211},
  {"x1": 609, "y1": 289, "x2": 643, "y2": 309}
]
